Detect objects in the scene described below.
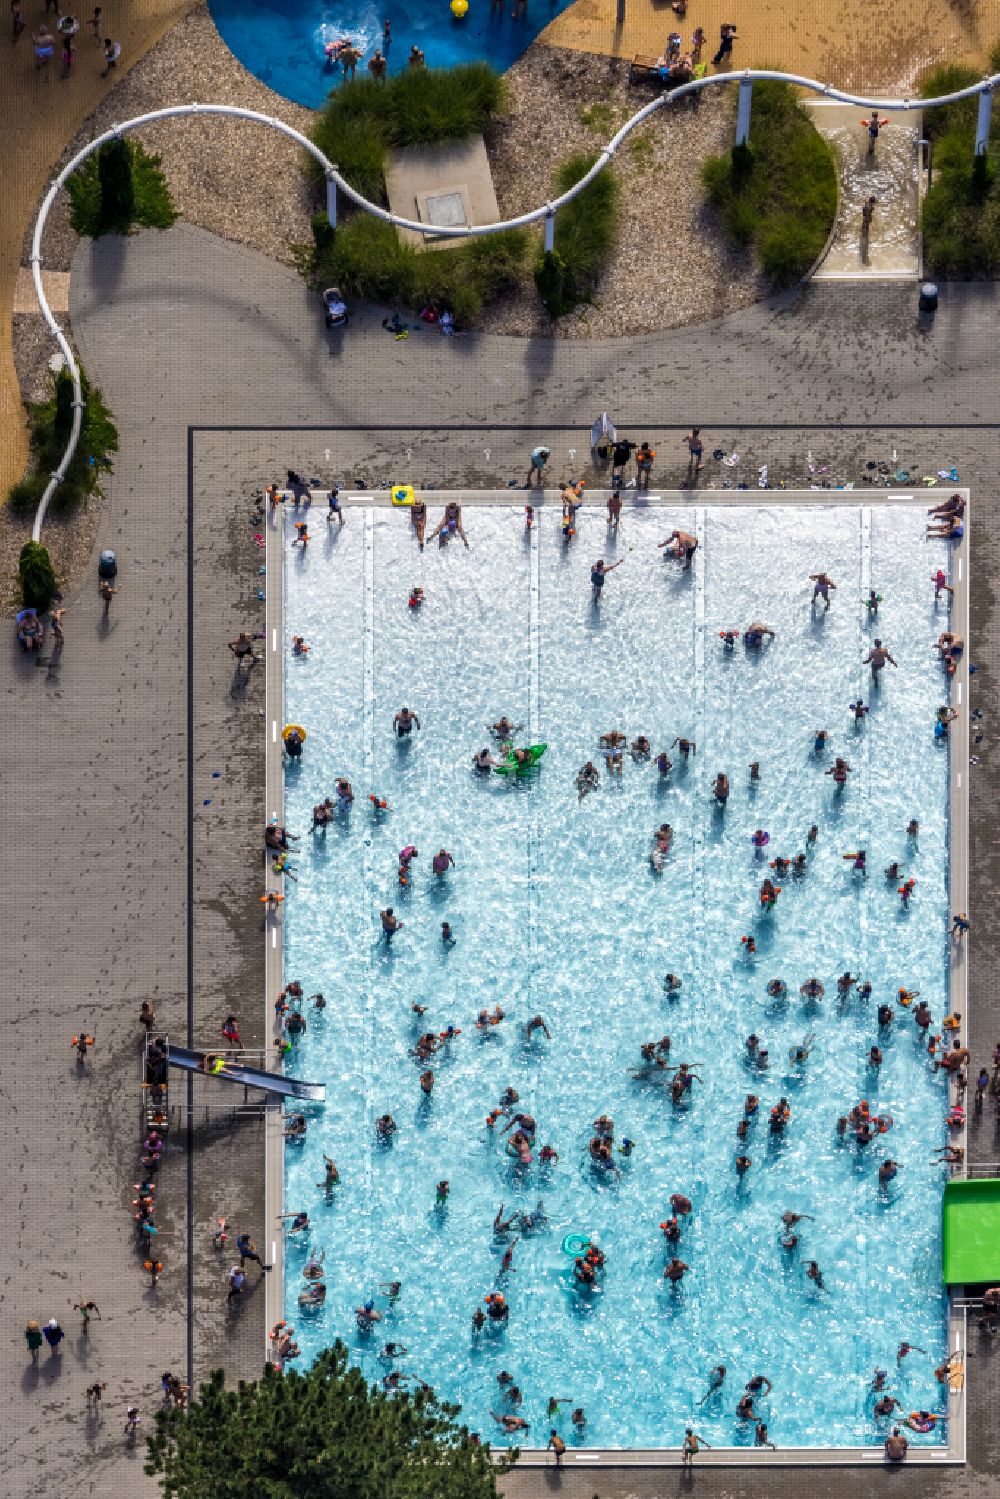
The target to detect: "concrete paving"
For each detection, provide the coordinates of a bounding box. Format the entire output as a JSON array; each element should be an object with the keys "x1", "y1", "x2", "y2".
[{"x1": 4, "y1": 218, "x2": 1000, "y2": 1497}]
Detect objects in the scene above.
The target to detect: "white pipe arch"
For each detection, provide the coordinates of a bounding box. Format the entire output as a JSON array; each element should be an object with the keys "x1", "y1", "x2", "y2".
[{"x1": 28, "y1": 68, "x2": 998, "y2": 540}]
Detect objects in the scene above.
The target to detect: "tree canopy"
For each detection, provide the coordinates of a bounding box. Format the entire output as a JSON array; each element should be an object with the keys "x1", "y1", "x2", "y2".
[{"x1": 144, "y1": 1343, "x2": 514, "y2": 1499}]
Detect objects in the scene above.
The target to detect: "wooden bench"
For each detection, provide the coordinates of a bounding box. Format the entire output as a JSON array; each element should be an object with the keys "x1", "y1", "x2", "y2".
[{"x1": 629, "y1": 53, "x2": 663, "y2": 87}]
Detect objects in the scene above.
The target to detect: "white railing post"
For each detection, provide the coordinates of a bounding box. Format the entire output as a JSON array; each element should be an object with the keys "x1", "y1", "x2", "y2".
[
  {"x1": 544, "y1": 208, "x2": 555, "y2": 252},
  {"x1": 736, "y1": 75, "x2": 753, "y2": 146},
  {"x1": 326, "y1": 170, "x2": 337, "y2": 228},
  {"x1": 976, "y1": 86, "x2": 993, "y2": 156}
]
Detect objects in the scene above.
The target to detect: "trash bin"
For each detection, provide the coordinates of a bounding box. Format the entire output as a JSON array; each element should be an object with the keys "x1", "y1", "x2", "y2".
[
  {"x1": 98, "y1": 549, "x2": 117, "y2": 580},
  {"x1": 918, "y1": 282, "x2": 938, "y2": 313}
]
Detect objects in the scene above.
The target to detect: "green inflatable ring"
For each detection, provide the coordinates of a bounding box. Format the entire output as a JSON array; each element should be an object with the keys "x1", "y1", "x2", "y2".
[
  {"x1": 562, "y1": 1233, "x2": 590, "y2": 1256},
  {"x1": 493, "y1": 743, "x2": 548, "y2": 776}
]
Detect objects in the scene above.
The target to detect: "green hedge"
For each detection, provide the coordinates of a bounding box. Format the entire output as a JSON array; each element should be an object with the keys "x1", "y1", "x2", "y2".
[
  {"x1": 312, "y1": 213, "x2": 528, "y2": 323},
  {"x1": 19, "y1": 541, "x2": 58, "y2": 612},
  {"x1": 919, "y1": 51, "x2": 1000, "y2": 275},
  {"x1": 8, "y1": 367, "x2": 118, "y2": 516},
  {"x1": 67, "y1": 138, "x2": 177, "y2": 237},
  {"x1": 541, "y1": 152, "x2": 619, "y2": 317},
  {"x1": 700, "y1": 81, "x2": 837, "y2": 286},
  {"x1": 309, "y1": 63, "x2": 508, "y2": 202}
]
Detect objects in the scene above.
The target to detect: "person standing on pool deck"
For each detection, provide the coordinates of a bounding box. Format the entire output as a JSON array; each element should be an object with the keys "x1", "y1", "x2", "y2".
[
  {"x1": 864, "y1": 639, "x2": 898, "y2": 680},
  {"x1": 547, "y1": 1429, "x2": 566, "y2": 1465},
  {"x1": 684, "y1": 428, "x2": 704, "y2": 475},
  {"x1": 591, "y1": 558, "x2": 622, "y2": 603},
  {"x1": 394, "y1": 707, "x2": 420, "y2": 737},
  {"x1": 712, "y1": 23, "x2": 736, "y2": 65},
  {"x1": 682, "y1": 1427, "x2": 710, "y2": 1463},
  {"x1": 526, "y1": 445, "x2": 550, "y2": 488},
  {"x1": 885, "y1": 1426, "x2": 908, "y2": 1462}
]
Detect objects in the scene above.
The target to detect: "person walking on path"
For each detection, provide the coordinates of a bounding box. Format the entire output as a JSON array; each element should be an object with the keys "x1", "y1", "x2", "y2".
[
  {"x1": 684, "y1": 428, "x2": 704, "y2": 476},
  {"x1": 227, "y1": 1265, "x2": 247, "y2": 1306},
  {"x1": 100, "y1": 34, "x2": 120, "y2": 76},
  {"x1": 711, "y1": 23, "x2": 736, "y2": 66},
  {"x1": 33, "y1": 24, "x2": 56, "y2": 67},
  {"x1": 73, "y1": 1299, "x2": 101, "y2": 1332},
  {"x1": 88, "y1": 6, "x2": 100, "y2": 39},
  {"x1": 526, "y1": 445, "x2": 550, "y2": 489},
  {"x1": 86, "y1": 1381, "x2": 107, "y2": 1410},
  {"x1": 43, "y1": 1318, "x2": 65, "y2": 1354},
  {"x1": 11, "y1": 1, "x2": 25, "y2": 40},
  {"x1": 58, "y1": 13, "x2": 78, "y2": 75},
  {"x1": 862, "y1": 111, "x2": 890, "y2": 158},
  {"x1": 25, "y1": 1320, "x2": 43, "y2": 1361},
  {"x1": 99, "y1": 578, "x2": 118, "y2": 616},
  {"x1": 124, "y1": 1406, "x2": 141, "y2": 1440}
]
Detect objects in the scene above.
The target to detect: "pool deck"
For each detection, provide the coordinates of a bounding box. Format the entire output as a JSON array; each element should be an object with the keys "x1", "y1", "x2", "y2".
[
  {"x1": 5, "y1": 220, "x2": 1000, "y2": 1498},
  {"x1": 262, "y1": 484, "x2": 970, "y2": 1467}
]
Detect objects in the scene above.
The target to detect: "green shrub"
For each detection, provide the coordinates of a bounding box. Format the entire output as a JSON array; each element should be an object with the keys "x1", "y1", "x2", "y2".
[
  {"x1": 699, "y1": 81, "x2": 836, "y2": 286},
  {"x1": 922, "y1": 132, "x2": 1000, "y2": 275},
  {"x1": 18, "y1": 541, "x2": 58, "y2": 612},
  {"x1": 312, "y1": 215, "x2": 527, "y2": 320},
  {"x1": 68, "y1": 139, "x2": 177, "y2": 237},
  {"x1": 540, "y1": 152, "x2": 619, "y2": 315},
  {"x1": 9, "y1": 367, "x2": 119, "y2": 518},
  {"x1": 7, "y1": 474, "x2": 46, "y2": 516},
  {"x1": 309, "y1": 64, "x2": 507, "y2": 198},
  {"x1": 917, "y1": 63, "x2": 981, "y2": 140}
]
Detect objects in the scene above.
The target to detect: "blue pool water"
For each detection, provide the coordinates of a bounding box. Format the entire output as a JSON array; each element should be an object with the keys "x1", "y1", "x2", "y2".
[
  {"x1": 208, "y1": 0, "x2": 570, "y2": 109},
  {"x1": 279, "y1": 502, "x2": 955, "y2": 1449}
]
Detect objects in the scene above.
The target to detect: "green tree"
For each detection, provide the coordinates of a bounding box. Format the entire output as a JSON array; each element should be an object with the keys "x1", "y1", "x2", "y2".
[
  {"x1": 68, "y1": 139, "x2": 177, "y2": 238},
  {"x1": 10, "y1": 366, "x2": 119, "y2": 516},
  {"x1": 18, "y1": 541, "x2": 58, "y2": 612},
  {"x1": 144, "y1": 1344, "x2": 515, "y2": 1499},
  {"x1": 97, "y1": 138, "x2": 136, "y2": 234}
]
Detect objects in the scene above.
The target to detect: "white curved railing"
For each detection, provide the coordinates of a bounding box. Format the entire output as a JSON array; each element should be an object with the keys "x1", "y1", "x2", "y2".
[{"x1": 28, "y1": 69, "x2": 999, "y2": 539}]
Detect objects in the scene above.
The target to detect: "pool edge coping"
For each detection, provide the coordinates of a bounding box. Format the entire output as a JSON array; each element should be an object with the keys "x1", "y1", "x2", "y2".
[{"x1": 261, "y1": 485, "x2": 970, "y2": 1464}]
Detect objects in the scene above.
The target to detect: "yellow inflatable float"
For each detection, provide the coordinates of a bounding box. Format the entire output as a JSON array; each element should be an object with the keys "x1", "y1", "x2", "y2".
[
  {"x1": 391, "y1": 485, "x2": 415, "y2": 506},
  {"x1": 451, "y1": 0, "x2": 468, "y2": 15}
]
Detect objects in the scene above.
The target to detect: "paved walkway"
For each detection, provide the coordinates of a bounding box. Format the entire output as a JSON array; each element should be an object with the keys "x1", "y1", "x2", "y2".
[
  {"x1": 4, "y1": 221, "x2": 1000, "y2": 1497},
  {"x1": 0, "y1": 0, "x2": 190, "y2": 494}
]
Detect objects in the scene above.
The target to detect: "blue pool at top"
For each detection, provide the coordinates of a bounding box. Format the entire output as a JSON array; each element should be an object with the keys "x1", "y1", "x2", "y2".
[
  {"x1": 279, "y1": 502, "x2": 955, "y2": 1449},
  {"x1": 208, "y1": 0, "x2": 571, "y2": 108}
]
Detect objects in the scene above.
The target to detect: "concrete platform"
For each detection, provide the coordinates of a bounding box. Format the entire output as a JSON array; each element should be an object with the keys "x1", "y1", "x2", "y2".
[{"x1": 384, "y1": 137, "x2": 502, "y2": 248}]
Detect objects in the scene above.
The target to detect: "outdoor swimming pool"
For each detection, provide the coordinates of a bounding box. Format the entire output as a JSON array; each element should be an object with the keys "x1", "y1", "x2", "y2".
[
  {"x1": 208, "y1": 0, "x2": 571, "y2": 109},
  {"x1": 279, "y1": 500, "x2": 956, "y2": 1450}
]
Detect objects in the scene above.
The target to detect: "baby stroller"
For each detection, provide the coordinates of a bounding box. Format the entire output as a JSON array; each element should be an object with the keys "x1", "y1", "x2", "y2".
[{"x1": 323, "y1": 287, "x2": 348, "y2": 328}]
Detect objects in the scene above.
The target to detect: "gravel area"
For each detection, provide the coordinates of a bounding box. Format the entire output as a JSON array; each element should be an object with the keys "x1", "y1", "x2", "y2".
[
  {"x1": 22, "y1": 4, "x2": 317, "y2": 275},
  {"x1": 481, "y1": 47, "x2": 769, "y2": 338}
]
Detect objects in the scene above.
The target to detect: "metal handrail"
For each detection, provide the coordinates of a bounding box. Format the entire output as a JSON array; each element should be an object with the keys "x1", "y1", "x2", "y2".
[{"x1": 27, "y1": 72, "x2": 999, "y2": 539}]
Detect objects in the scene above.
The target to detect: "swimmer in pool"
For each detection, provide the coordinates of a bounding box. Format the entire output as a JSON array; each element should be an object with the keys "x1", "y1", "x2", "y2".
[
  {"x1": 576, "y1": 762, "x2": 600, "y2": 800},
  {"x1": 698, "y1": 1365, "x2": 726, "y2": 1403},
  {"x1": 491, "y1": 716, "x2": 523, "y2": 740},
  {"x1": 800, "y1": 978, "x2": 825, "y2": 1000},
  {"x1": 429, "y1": 503, "x2": 469, "y2": 549},
  {"x1": 631, "y1": 735, "x2": 651, "y2": 760},
  {"x1": 826, "y1": 757, "x2": 852, "y2": 787},
  {"x1": 671, "y1": 736, "x2": 696, "y2": 758},
  {"x1": 655, "y1": 751, "x2": 673, "y2": 776},
  {"x1": 663, "y1": 973, "x2": 682, "y2": 993},
  {"x1": 394, "y1": 707, "x2": 421, "y2": 737},
  {"x1": 526, "y1": 1015, "x2": 551, "y2": 1040},
  {"x1": 810, "y1": 572, "x2": 836, "y2": 607},
  {"x1": 432, "y1": 849, "x2": 455, "y2": 876},
  {"x1": 864, "y1": 639, "x2": 898, "y2": 679},
  {"x1": 712, "y1": 772, "x2": 729, "y2": 804},
  {"x1": 600, "y1": 730, "x2": 627, "y2": 749},
  {"x1": 744, "y1": 621, "x2": 775, "y2": 647},
  {"x1": 473, "y1": 748, "x2": 498, "y2": 773}
]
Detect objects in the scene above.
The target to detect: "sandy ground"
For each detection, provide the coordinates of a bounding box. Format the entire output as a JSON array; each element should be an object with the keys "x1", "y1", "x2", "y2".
[{"x1": 540, "y1": 0, "x2": 1000, "y2": 94}]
